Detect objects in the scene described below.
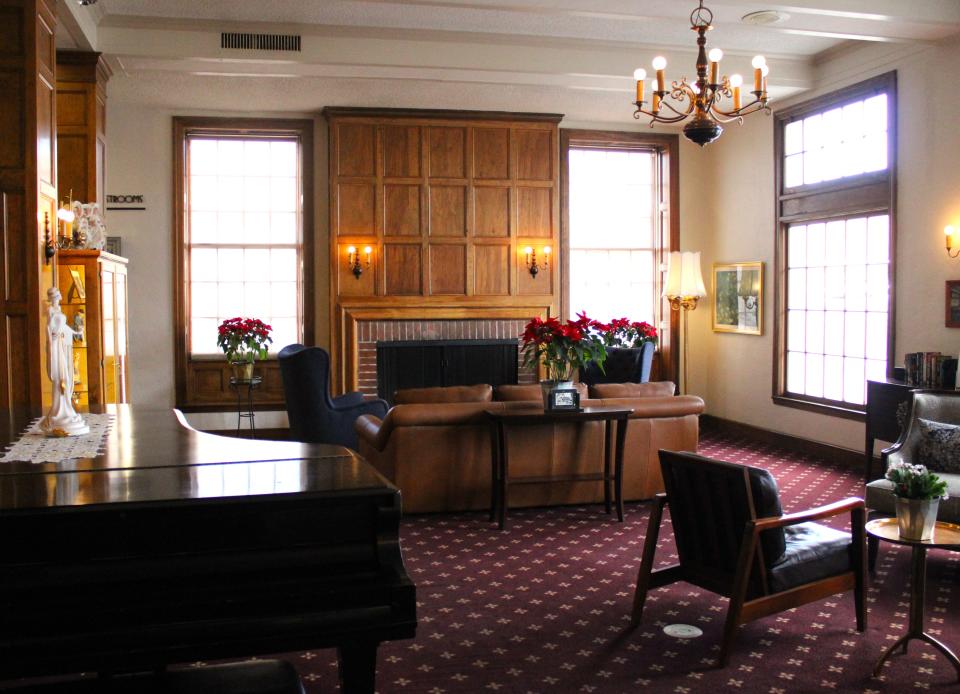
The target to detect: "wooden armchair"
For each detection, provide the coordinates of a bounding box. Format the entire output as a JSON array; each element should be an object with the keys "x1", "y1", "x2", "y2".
[{"x1": 633, "y1": 451, "x2": 867, "y2": 667}]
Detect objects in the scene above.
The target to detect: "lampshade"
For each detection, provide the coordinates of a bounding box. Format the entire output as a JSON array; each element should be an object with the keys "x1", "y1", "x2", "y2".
[{"x1": 663, "y1": 251, "x2": 707, "y2": 300}]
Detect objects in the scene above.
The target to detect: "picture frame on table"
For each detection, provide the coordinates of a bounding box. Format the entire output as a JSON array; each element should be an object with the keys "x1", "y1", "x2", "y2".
[
  {"x1": 547, "y1": 388, "x2": 581, "y2": 411},
  {"x1": 713, "y1": 261, "x2": 763, "y2": 335},
  {"x1": 945, "y1": 280, "x2": 960, "y2": 328}
]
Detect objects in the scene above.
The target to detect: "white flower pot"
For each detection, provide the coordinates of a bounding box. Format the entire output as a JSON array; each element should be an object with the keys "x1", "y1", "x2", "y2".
[{"x1": 895, "y1": 497, "x2": 939, "y2": 541}]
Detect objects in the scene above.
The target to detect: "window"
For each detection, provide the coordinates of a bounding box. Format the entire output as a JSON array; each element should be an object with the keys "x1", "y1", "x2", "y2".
[
  {"x1": 174, "y1": 118, "x2": 314, "y2": 409},
  {"x1": 561, "y1": 130, "x2": 678, "y2": 384},
  {"x1": 774, "y1": 73, "x2": 895, "y2": 416},
  {"x1": 567, "y1": 148, "x2": 657, "y2": 323}
]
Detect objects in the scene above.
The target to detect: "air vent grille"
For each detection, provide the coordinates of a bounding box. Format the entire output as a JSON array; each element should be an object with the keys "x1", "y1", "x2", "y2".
[{"x1": 221, "y1": 32, "x2": 301, "y2": 52}]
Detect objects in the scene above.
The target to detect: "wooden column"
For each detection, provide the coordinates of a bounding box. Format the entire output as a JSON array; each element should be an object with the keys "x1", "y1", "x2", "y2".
[
  {"x1": 56, "y1": 50, "x2": 110, "y2": 211},
  {"x1": 0, "y1": 0, "x2": 57, "y2": 412}
]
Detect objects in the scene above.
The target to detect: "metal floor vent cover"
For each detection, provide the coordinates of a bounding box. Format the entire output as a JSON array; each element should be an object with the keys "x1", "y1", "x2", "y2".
[{"x1": 663, "y1": 624, "x2": 703, "y2": 638}]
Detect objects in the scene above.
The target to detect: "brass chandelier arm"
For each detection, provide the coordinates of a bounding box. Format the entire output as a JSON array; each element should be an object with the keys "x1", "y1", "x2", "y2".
[
  {"x1": 711, "y1": 100, "x2": 771, "y2": 120},
  {"x1": 632, "y1": 106, "x2": 691, "y2": 124}
]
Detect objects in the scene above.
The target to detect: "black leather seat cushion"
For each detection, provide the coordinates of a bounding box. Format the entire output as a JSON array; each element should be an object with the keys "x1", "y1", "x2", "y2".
[
  {"x1": 768, "y1": 522, "x2": 852, "y2": 593},
  {"x1": 747, "y1": 467, "x2": 787, "y2": 567},
  {"x1": 4, "y1": 660, "x2": 305, "y2": 694}
]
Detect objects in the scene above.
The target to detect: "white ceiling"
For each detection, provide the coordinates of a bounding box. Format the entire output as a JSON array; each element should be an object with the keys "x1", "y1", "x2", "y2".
[{"x1": 60, "y1": 0, "x2": 960, "y2": 118}]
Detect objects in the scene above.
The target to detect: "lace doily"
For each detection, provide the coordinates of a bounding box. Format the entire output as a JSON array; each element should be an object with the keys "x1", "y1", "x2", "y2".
[{"x1": 1, "y1": 414, "x2": 115, "y2": 463}]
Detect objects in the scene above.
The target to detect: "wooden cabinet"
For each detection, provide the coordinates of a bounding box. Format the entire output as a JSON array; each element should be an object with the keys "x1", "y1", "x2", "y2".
[
  {"x1": 56, "y1": 51, "x2": 111, "y2": 211},
  {"x1": 57, "y1": 250, "x2": 129, "y2": 406}
]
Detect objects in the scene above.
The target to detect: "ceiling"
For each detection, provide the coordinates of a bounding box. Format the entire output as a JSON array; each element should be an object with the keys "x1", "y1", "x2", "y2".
[{"x1": 59, "y1": 0, "x2": 960, "y2": 117}]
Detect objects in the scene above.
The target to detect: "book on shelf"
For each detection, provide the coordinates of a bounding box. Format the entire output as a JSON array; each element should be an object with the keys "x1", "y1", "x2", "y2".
[{"x1": 903, "y1": 352, "x2": 958, "y2": 389}]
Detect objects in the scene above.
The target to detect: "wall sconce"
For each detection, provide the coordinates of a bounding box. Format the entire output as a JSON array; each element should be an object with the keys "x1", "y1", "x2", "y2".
[
  {"x1": 947, "y1": 226, "x2": 960, "y2": 258},
  {"x1": 43, "y1": 212, "x2": 55, "y2": 265},
  {"x1": 524, "y1": 245, "x2": 551, "y2": 278},
  {"x1": 56, "y1": 205, "x2": 75, "y2": 248},
  {"x1": 347, "y1": 245, "x2": 372, "y2": 279}
]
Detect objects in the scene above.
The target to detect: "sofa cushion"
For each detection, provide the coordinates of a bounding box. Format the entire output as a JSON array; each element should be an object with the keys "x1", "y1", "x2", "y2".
[
  {"x1": 917, "y1": 418, "x2": 960, "y2": 473},
  {"x1": 768, "y1": 522, "x2": 852, "y2": 593},
  {"x1": 589, "y1": 382, "x2": 676, "y2": 399},
  {"x1": 866, "y1": 474, "x2": 960, "y2": 520},
  {"x1": 747, "y1": 466, "x2": 787, "y2": 567},
  {"x1": 394, "y1": 384, "x2": 492, "y2": 404},
  {"x1": 494, "y1": 383, "x2": 588, "y2": 401}
]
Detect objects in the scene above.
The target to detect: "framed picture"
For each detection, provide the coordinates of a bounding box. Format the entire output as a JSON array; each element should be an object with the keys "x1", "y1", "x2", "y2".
[
  {"x1": 67, "y1": 268, "x2": 86, "y2": 302},
  {"x1": 713, "y1": 262, "x2": 763, "y2": 335},
  {"x1": 547, "y1": 388, "x2": 581, "y2": 411},
  {"x1": 945, "y1": 280, "x2": 960, "y2": 328}
]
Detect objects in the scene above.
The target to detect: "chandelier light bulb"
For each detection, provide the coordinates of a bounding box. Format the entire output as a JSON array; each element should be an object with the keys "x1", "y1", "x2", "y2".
[
  {"x1": 729, "y1": 73, "x2": 743, "y2": 87},
  {"x1": 633, "y1": 68, "x2": 647, "y2": 81},
  {"x1": 761, "y1": 64, "x2": 770, "y2": 77},
  {"x1": 652, "y1": 56, "x2": 667, "y2": 70},
  {"x1": 708, "y1": 48, "x2": 723, "y2": 63},
  {"x1": 690, "y1": 82, "x2": 701, "y2": 94},
  {"x1": 751, "y1": 55, "x2": 767, "y2": 69}
]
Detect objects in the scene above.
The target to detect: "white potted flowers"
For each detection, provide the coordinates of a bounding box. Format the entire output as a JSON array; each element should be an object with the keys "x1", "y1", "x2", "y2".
[{"x1": 885, "y1": 461, "x2": 949, "y2": 540}]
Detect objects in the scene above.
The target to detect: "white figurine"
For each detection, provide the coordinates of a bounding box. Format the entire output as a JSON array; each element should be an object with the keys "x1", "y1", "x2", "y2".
[
  {"x1": 71, "y1": 201, "x2": 106, "y2": 250},
  {"x1": 40, "y1": 287, "x2": 89, "y2": 437}
]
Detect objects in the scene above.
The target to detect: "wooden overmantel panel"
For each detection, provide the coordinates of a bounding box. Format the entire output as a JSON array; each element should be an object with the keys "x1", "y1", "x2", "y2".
[{"x1": 322, "y1": 107, "x2": 563, "y2": 393}]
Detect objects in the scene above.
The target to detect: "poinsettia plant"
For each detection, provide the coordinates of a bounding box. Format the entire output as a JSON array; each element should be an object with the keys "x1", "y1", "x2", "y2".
[
  {"x1": 521, "y1": 312, "x2": 607, "y2": 381},
  {"x1": 885, "y1": 461, "x2": 949, "y2": 500},
  {"x1": 592, "y1": 317, "x2": 658, "y2": 348},
  {"x1": 216, "y1": 317, "x2": 273, "y2": 364}
]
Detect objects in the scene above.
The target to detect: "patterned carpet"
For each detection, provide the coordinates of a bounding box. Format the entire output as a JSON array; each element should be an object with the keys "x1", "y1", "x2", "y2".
[{"x1": 289, "y1": 430, "x2": 960, "y2": 692}]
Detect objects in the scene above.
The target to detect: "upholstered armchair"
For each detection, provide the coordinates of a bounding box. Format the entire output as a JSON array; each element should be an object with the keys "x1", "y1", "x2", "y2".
[
  {"x1": 866, "y1": 390, "x2": 960, "y2": 568},
  {"x1": 278, "y1": 344, "x2": 388, "y2": 450},
  {"x1": 633, "y1": 451, "x2": 866, "y2": 667}
]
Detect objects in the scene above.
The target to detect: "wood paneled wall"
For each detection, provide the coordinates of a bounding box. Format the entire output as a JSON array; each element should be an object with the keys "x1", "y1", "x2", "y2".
[
  {"x1": 0, "y1": 0, "x2": 57, "y2": 413},
  {"x1": 323, "y1": 108, "x2": 562, "y2": 393},
  {"x1": 56, "y1": 50, "x2": 110, "y2": 211}
]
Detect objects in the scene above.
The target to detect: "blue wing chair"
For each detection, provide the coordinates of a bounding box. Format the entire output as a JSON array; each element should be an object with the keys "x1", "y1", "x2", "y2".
[{"x1": 278, "y1": 344, "x2": 388, "y2": 450}]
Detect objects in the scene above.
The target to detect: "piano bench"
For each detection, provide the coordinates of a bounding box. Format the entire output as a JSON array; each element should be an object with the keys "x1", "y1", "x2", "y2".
[{"x1": 3, "y1": 660, "x2": 306, "y2": 694}]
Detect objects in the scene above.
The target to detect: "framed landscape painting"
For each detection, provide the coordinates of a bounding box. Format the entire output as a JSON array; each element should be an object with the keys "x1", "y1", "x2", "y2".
[
  {"x1": 713, "y1": 262, "x2": 763, "y2": 335},
  {"x1": 946, "y1": 280, "x2": 960, "y2": 328}
]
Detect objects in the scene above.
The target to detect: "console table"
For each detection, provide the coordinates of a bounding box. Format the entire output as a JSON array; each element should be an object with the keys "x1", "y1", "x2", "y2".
[{"x1": 484, "y1": 406, "x2": 632, "y2": 530}]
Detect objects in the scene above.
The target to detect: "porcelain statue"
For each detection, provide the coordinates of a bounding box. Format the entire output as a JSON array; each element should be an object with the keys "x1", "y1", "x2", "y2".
[
  {"x1": 40, "y1": 287, "x2": 89, "y2": 437},
  {"x1": 71, "y1": 200, "x2": 106, "y2": 250}
]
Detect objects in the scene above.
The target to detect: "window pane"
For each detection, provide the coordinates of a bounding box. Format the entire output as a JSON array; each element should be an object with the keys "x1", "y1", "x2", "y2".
[
  {"x1": 787, "y1": 310, "x2": 806, "y2": 352},
  {"x1": 823, "y1": 355, "x2": 843, "y2": 401},
  {"x1": 788, "y1": 225, "x2": 806, "y2": 267},
  {"x1": 787, "y1": 268, "x2": 806, "y2": 310},
  {"x1": 805, "y1": 353, "x2": 824, "y2": 398},
  {"x1": 787, "y1": 352, "x2": 805, "y2": 394},
  {"x1": 866, "y1": 312, "x2": 887, "y2": 360},
  {"x1": 806, "y1": 311, "x2": 824, "y2": 354},
  {"x1": 785, "y1": 154, "x2": 803, "y2": 188},
  {"x1": 784, "y1": 120, "x2": 803, "y2": 155},
  {"x1": 185, "y1": 135, "x2": 303, "y2": 355},
  {"x1": 844, "y1": 311, "x2": 866, "y2": 358},
  {"x1": 824, "y1": 311, "x2": 844, "y2": 356},
  {"x1": 844, "y1": 358, "x2": 866, "y2": 405}
]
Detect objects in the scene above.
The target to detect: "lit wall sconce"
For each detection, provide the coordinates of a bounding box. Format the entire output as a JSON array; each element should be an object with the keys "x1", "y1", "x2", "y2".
[
  {"x1": 524, "y1": 245, "x2": 551, "y2": 278},
  {"x1": 56, "y1": 205, "x2": 75, "y2": 247},
  {"x1": 946, "y1": 226, "x2": 960, "y2": 258},
  {"x1": 347, "y1": 245, "x2": 372, "y2": 279}
]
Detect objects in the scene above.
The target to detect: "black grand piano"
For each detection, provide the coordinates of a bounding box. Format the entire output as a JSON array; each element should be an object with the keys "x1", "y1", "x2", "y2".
[{"x1": 0, "y1": 406, "x2": 416, "y2": 693}]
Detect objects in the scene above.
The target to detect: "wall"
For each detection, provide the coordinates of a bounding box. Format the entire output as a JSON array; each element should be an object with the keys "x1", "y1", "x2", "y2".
[{"x1": 684, "y1": 38, "x2": 960, "y2": 451}]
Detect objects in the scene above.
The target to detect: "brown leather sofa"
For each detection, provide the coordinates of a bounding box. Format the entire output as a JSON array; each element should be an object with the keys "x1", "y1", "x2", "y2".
[{"x1": 355, "y1": 382, "x2": 704, "y2": 513}]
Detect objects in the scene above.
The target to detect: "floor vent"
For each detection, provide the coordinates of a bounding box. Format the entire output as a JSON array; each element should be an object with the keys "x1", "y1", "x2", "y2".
[{"x1": 221, "y1": 32, "x2": 301, "y2": 52}]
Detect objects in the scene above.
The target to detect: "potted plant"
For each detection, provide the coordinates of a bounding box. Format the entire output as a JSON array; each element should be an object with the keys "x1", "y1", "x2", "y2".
[
  {"x1": 520, "y1": 313, "x2": 607, "y2": 408},
  {"x1": 217, "y1": 317, "x2": 273, "y2": 382},
  {"x1": 581, "y1": 318, "x2": 659, "y2": 385},
  {"x1": 885, "y1": 461, "x2": 949, "y2": 540}
]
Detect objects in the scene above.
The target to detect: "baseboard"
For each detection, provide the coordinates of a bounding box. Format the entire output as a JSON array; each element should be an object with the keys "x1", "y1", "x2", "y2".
[{"x1": 700, "y1": 414, "x2": 867, "y2": 471}]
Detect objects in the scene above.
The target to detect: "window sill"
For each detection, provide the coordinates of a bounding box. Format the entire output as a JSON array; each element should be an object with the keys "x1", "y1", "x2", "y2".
[{"x1": 772, "y1": 394, "x2": 866, "y2": 422}]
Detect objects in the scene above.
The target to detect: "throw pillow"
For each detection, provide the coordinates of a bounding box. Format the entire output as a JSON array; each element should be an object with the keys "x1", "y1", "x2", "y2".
[{"x1": 916, "y1": 418, "x2": 960, "y2": 473}]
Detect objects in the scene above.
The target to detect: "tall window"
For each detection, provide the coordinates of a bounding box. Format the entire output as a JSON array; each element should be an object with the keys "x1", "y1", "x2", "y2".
[
  {"x1": 561, "y1": 130, "x2": 678, "y2": 384},
  {"x1": 567, "y1": 148, "x2": 660, "y2": 323},
  {"x1": 775, "y1": 73, "x2": 895, "y2": 414},
  {"x1": 174, "y1": 118, "x2": 313, "y2": 408}
]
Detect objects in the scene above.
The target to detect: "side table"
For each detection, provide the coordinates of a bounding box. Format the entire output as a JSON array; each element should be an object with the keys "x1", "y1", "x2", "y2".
[
  {"x1": 229, "y1": 376, "x2": 262, "y2": 438},
  {"x1": 865, "y1": 517, "x2": 960, "y2": 681},
  {"x1": 484, "y1": 406, "x2": 632, "y2": 530}
]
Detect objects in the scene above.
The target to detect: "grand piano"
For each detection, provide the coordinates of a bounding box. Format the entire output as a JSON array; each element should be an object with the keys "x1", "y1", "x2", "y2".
[{"x1": 0, "y1": 406, "x2": 416, "y2": 693}]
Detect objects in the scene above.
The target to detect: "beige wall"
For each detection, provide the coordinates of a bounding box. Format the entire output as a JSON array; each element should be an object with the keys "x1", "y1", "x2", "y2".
[{"x1": 684, "y1": 38, "x2": 960, "y2": 451}]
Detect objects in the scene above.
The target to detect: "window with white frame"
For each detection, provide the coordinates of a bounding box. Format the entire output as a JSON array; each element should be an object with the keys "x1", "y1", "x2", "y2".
[
  {"x1": 775, "y1": 73, "x2": 896, "y2": 413},
  {"x1": 567, "y1": 147, "x2": 659, "y2": 323}
]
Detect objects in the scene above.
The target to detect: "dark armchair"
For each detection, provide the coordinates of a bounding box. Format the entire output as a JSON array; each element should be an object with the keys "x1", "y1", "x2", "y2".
[
  {"x1": 278, "y1": 344, "x2": 388, "y2": 450},
  {"x1": 633, "y1": 450, "x2": 866, "y2": 667}
]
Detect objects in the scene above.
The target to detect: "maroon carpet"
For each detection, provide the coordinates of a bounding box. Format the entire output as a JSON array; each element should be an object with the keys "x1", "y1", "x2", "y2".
[{"x1": 287, "y1": 431, "x2": 960, "y2": 692}]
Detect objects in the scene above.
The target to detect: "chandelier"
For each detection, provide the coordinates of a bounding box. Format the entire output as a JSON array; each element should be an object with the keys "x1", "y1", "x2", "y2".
[{"x1": 631, "y1": 1, "x2": 771, "y2": 146}]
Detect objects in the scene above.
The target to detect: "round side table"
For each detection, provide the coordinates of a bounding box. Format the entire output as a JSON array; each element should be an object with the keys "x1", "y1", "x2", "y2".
[
  {"x1": 865, "y1": 517, "x2": 960, "y2": 681},
  {"x1": 228, "y1": 376, "x2": 262, "y2": 438}
]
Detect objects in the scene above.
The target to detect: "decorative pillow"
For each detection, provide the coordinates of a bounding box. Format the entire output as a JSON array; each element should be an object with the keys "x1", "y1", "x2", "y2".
[{"x1": 916, "y1": 418, "x2": 960, "y2": 473}]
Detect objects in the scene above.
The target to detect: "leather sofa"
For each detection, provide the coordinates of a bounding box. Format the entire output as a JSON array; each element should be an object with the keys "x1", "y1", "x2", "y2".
[{"x1": 355, "y1": 381, "x2": 704, "y2": 513}]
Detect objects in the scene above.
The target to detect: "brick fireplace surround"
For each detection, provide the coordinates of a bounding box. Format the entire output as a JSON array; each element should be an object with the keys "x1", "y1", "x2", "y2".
[{"x1": 356, "y1": 318, "x2": 537, "y2": 396}]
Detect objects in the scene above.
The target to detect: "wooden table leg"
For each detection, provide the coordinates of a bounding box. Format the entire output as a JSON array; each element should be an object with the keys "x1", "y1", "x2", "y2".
[
  {"x1": 497, "y1": 422, "x2": 509, "y2": 531},
  {"x1": 338, "y1": 640, "x2": 378, "y2": 694},
  {"x1": 603, "y1": 420, "x2": 613, "y2": 515},
  {"x1": 614, "y1": 416, "x2": 628, "y2": 522},
  {"x1": 872, "y1": 545, "x2": 960, "y2": 681}
]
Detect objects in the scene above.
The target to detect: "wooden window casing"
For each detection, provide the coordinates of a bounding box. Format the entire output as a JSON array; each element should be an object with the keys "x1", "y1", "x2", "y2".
[
  {"x1": 560, "y1": 130, "x2": 680, "y2": 388},
  {"x1": 773, "y1": 72, "x2": 897, "y2": 419},
  {"x1": 173, "y1": 117, "x2": 314, "y2": 411}
]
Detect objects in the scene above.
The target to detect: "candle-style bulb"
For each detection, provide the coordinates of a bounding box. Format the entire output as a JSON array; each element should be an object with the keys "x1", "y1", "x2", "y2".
[
  {"x1": 751, "y1": 55, "x2": 767, "y2": 69},
  {"x1": 652, "y1": 56, "x2": 667, "y2": 70},
  {"x1": 633, "y1": 68, "x2": 647, "y2": 81},
  {"x1": 708, "y1": 48, "x2": 723, "y2": 63},
  {"x1": 729, "y1": 73, "x2": 743, "y2": 88}
]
